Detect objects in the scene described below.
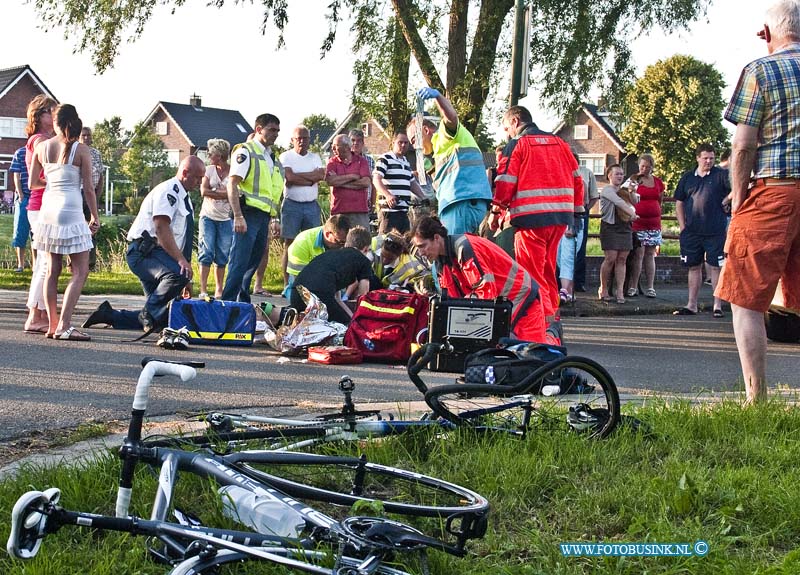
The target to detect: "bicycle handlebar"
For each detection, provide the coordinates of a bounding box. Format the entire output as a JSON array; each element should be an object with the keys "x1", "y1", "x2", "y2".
[
  {"x1": 406, "y1": 341, "x2": 452, "y2": 395},
  {"x1": 117, "y1": 359, "x2": 203, "y2": 518}
]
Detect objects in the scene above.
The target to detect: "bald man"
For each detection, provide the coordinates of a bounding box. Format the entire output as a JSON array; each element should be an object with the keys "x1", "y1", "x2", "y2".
[{"x1": 82, "y1": 156, "x2": 205, "y2": 331}]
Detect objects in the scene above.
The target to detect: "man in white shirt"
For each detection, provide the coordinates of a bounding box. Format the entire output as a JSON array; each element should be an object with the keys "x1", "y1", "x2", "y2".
[
  {"x1": 82, "y1": 156, "x2": 205, "y2": 331},
  {"x1": 271, "y1": 125, "x2": 324, "y2": 292}
]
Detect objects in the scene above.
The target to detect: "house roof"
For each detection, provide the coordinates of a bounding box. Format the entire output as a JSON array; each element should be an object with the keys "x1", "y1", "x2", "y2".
[
  {"x1": 554, "y1": 102, "x2": 626, "y2": 152},
  {"x1": 142, "y1": 101, "x2": 253, "y2": 149},
  {"x1": 0, "y1": 64, "x2": 57, "y2": 101}
]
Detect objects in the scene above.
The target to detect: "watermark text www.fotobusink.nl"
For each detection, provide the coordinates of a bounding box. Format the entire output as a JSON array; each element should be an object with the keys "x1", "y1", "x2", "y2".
[{"x1": 560, "y1": 541, "x2": 709, "y2": 557}]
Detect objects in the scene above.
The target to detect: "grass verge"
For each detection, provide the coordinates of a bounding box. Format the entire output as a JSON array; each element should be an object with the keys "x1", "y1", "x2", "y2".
[{"x1": 1, "y1": 400, "x2": 799, "y2": 574}]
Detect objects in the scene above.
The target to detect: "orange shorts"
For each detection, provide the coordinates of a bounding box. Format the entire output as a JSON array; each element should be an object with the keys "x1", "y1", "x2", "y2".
[{"x1": 716, "y1": 182, "x2": 800, "y2": 312}]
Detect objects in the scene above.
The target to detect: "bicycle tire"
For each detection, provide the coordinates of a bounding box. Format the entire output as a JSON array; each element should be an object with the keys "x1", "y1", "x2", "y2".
[
  {"x1": 425, "y1": 356, "x2": 621, "y2": 439},
  {"x1": 226, "y1": 452, "x2": 489, "y2": 519},
  {"x1": 168, "y1": 549, "x2": 415, "y2": 575}
]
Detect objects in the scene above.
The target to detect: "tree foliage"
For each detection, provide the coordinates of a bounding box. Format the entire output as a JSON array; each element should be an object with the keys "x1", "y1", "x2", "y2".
[
  {"x1": 91, "y1": 116, "x2": 126, "y2": 182},
  {"x1": 34, "y1": 0, "x2": 712, "y2": 135},
  {"x1": 619, "y1": 55, "x2": 729, "y2": 192},
  {"x1": 301, "y1": 114, "x2": 337, "y2": 133},
  {"x1": 119, "y1": 122, "x2": 171, "y2": 197}
]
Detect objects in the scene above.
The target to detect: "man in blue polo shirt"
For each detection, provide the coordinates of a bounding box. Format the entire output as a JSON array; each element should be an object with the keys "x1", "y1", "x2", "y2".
[
  {"x1": 9, "y1": 146, "x2": 32, "y2": 272},
  {"x1": 673, "y1": 143, "x2": 730, "y2": 317}
]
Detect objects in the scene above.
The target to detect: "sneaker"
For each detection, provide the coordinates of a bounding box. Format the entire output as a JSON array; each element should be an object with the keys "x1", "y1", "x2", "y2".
[
  {"x1": 157, "y1": 328, "x2": 179, "y2": 349},
  {"x1": 567, "y1": 403, "x2": 610, "y2": 431},
  {"x1": 171, "y1": 327, "x2": 191, "y2": 350},
  {"x1": 198, "y1": 292, "x2": 209, "y2": 300}
]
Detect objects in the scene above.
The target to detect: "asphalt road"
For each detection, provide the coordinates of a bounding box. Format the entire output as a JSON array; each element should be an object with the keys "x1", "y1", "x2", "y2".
[{"x1": 0, "y1": 301, "x2": 798, "y2": 443}]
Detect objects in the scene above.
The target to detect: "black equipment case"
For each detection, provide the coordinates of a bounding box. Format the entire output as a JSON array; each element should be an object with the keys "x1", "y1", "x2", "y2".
[{"x1": 426, "y1": 295, "x2": 512, "y2": 372}]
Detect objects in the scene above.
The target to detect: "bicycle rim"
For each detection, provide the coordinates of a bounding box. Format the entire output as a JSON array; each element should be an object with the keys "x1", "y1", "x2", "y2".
[
  {"x1": 234, "y1": 455, "x2": 489, "y2": 519},
  {"x1": 425, "y1": 356, "x2": 621, "y2": 439}
]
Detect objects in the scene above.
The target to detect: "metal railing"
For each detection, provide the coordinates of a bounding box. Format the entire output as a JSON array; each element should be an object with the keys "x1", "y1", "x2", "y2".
[{"x1": 587, "y1": 197, "x2": 679, "y2": 240}]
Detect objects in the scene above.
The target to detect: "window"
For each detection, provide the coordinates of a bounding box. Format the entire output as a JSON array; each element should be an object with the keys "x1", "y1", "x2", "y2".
[
  {"x1": 573, "y1": 125, "x2": 589, "y2": 140},
  {"x1": 196, "y1": 149, "x2": 209, "y2": 163},
  {"x1": 0, "y1": 170, "x2": 7, "y2": 191},
  {"x1": 235, "y1": 123, "x2": 248, "y2": 133},
  {"x1": 156, "y1": 121, "x2": 168, "y2": 135},
  {"x1": 579, "y1": 154, "x2": 606, "y2": 176},
  {"x1": 362, "y1": 122, "x2": 371, "y2": 137},
  {"x1": 165, "y1": 149, "x2": 181, "y2": 166},
  {"x1": 0, "y1": 117, "x2": 27, "y2": 138}
]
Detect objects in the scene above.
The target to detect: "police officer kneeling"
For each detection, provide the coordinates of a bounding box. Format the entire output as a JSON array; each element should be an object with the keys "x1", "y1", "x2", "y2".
[{"x1": 82, "y1": 156, "x2": 206, "y2": 331}]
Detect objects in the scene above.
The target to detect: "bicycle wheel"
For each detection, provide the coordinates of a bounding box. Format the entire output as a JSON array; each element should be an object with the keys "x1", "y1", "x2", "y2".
[
  {"x1": 425, "y1": 356, "x2": 621, "y2": 439},
  {"x1": 226, "y1": 452, "x2": 489, "y2": 519}
]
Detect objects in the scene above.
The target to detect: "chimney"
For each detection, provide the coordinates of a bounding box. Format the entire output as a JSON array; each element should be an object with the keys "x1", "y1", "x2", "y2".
[
  {"x1": 596, "y1": 97, "x2": 608, "y2": 112},
  {"x1": 190, "y1": 93, "x2": 202, "y2": 108}
]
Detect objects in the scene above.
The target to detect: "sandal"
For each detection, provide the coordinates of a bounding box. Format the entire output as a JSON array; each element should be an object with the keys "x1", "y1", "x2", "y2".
[
  {"x1": 54, "y1": 326, "x2": 91, "y2": 341},
  {"x1": 713, "y1": 309, "x2": 724, "y2": 318},
  {"x1": 252, "y1": 289, "x2": 274, "y2": 297},
  {"x1": 626, "y1": 288, "x2": 638, "y2": 298},
  {"x1": 615, "y1": 297, "x2": 626, "y2": 304},
  {"x1": 673, "y1": 307, "x2": 697, "y2": 316},
  {"x1": 645, "y1": 288, "x2": 657, "y2": 298}
]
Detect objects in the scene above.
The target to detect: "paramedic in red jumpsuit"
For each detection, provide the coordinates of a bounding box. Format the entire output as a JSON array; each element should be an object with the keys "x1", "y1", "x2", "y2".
[{"x1": 411, "y1": 216, "x2": 546, "y2": 343}]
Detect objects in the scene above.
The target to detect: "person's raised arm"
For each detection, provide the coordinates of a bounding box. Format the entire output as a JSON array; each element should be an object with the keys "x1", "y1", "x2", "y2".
[{"x1": 418, "y1": 87, "x2": 458, "y2": 132}]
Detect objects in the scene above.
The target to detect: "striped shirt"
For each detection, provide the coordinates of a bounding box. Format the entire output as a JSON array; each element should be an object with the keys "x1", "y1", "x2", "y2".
[
  {"x1": 374, "y1": 152, "x2": 413, "y2": 213},
  {"x1": 725, "y1": 43, "x2": 800, "y2": 178},
  {"x1": 8, "y1": 147, "x2": 30, "y2": 198}
]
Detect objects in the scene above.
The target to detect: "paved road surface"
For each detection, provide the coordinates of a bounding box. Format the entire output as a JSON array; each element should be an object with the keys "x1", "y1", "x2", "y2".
[{"x1": 0, "y1": 292, "x2": 798, "y2": 443}]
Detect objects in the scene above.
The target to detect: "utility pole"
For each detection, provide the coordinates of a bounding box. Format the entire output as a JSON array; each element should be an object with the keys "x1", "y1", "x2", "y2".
[{"x1": 509, "y1": 0, "x2": 530, "y2": 106}]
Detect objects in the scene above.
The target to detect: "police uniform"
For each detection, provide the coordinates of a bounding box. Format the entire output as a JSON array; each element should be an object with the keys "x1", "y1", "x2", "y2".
[
  {"x1": 221, "y1": 139, "x2": 284, "y2": 302},
  {"x1": 112, "y1": 178, "x2": 194, "y2": 330}
]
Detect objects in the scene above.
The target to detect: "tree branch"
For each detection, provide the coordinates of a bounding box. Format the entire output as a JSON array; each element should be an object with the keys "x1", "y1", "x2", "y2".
[
  {"x1": 446, "y1": 0, "x2": 468, "y2": 95},
  {"x1": 390, "y1": 0, "x2": 444, "y2": 92}
]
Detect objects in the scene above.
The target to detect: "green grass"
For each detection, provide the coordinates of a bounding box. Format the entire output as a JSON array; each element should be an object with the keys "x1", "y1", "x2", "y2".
[
  {"x1": 0, "y1": 215, "x2": 285, "y2": 295},
  {"x1": 2, "y1": 400, "x2": 800, "y2": 574}
]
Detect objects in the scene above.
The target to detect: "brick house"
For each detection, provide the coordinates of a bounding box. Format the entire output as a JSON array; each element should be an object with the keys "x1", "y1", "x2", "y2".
[
  {"x1": 141, "y1": 95, "x2": 252, "y2": 165},
  {"x1": 0, "y1": 65, "x2": 57, "y2": 194},
  {"x1": 322, "y1": 109, "x2": 393, "y2": 158},
  {"x1": 553, "y1": 102, "x2": 637, "y2": 184}
]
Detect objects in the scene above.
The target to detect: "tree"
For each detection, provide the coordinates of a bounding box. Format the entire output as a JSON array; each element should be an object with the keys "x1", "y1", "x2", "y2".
[
  {"x1": 620, "y1": 55, "x2": 729, "y2": 192},
  {"x1": 34, "y1": 0, "x2": 712, "y2": 134},
  {"x1": 119, "y1": 122, "x2": 171, "y2": 201},
  {"x1": 301, "y1": 114, "x2": 337, "y2": 133},
  {"x1": 91, "y1": 116, "x2": 126, "y2": 182}
]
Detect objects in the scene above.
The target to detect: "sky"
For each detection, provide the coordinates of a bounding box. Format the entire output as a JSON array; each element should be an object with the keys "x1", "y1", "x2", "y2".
[{"x1": 2, "y1": 0, "x2": 767, "y2": 147}]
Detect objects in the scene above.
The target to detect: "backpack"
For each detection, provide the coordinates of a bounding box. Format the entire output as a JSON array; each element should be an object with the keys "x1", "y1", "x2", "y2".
[{"x1": 344, "y1": 289, "x2": 429, "y2": 363}]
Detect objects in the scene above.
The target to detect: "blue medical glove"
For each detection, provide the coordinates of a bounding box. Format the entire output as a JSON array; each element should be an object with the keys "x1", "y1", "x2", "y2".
[{"x1": 417, "y1": 87, "x2": 441, "y2": 100}]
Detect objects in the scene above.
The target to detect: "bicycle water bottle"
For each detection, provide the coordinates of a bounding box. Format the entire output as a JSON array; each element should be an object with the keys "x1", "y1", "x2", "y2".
[{"x1": 218, "y1": 485, "x2": 305, "y2": 538}]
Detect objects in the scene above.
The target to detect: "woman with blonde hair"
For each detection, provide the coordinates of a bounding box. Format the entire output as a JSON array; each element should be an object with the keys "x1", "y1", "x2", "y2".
[
  {"x1": 22, "y1": 94, "x2": 58, "y2": 334},
  {"x1": 198, "y1": 138, "x2": 232, "y2": 298},
  {"x1": 28, "y1": 104, "x2": 99, "y2": 340}
]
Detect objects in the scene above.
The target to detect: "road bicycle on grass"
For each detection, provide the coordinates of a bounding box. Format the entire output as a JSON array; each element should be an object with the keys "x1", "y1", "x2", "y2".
[
  {"x1": 182, "y1": 341, "x2": 621, "y2": 449},
  {"x1": 7, "y1": 358, "x2": 490, "y2": 574},
  {"x1": 408, "y1": 342, "x2": 621, "y2": 439}
]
